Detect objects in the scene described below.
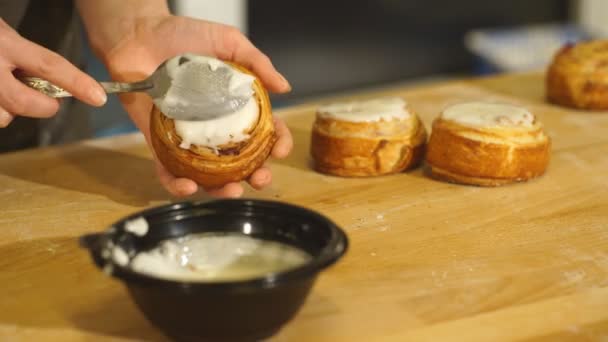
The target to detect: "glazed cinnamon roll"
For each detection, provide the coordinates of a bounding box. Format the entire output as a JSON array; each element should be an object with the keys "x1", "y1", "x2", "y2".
[
  {"x1": 310, "y1": 97, "x2": 426, "y2": 177},
  {"x1": 547, "y1": 40, "x2": 608, "y2": 110},
  {"x1": 426, "y1": 102, "x2": 551, "y2": 186},
  {"x1": 150, "y1": 57, "x2": 275, "y2": 189}
]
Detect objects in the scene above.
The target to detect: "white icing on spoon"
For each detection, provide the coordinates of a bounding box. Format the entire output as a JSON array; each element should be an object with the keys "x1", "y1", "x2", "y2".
[
  {"x1": 161, "y1": 56, "x2": 260, "y2": 151},
  {"x1": 154, "y1": 54, "x2": 255, "y2": 121}
]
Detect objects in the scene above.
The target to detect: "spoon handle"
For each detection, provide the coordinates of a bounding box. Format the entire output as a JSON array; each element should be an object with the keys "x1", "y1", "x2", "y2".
[
  {"x1": 100, "y1": 80, "x2": 154, "y2": 94},
  {"x1": 17, "y1": 76, "x2": 153, "y2": 98},
  {"x1": 18, "y1": 76, "x2": 72, "y2": 98}
]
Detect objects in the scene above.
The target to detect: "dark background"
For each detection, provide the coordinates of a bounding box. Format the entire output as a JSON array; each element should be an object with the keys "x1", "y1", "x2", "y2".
[
  {"x1": 249, "y1": 0, "x2": 571, "y2": 101},
  {"x1": 92, "y1": 0, "x2": 573, "y2": 137}
]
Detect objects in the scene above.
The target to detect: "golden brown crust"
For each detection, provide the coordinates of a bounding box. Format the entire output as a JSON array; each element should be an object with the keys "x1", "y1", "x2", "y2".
[
  {"x1": 150, "y1": 63, "x2": 276, "y2": 189},
  {"x1": 546, "y1": 40, "x2": 608, "y2": 110},
  {"x1": 425, "y1": 118, "x2": 551, "y2": 186},
  {"x1": 310, "y1": 111, "x2": 427, "y2": 177}
]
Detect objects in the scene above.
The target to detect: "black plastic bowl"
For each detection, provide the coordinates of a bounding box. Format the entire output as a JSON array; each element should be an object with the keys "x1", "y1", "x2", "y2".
[{"x1": 80, "y1": 199, "x2": 348, "y2": 342}]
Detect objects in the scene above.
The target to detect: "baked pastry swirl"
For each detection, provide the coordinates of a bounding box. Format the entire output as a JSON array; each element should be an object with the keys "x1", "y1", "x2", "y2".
[
  {"x1": 426, "y1": 102, "x2": 550, "y2": 186},
  {"x1": 150, "y1": 58, "x2": 276, "y2": 189},
  {"x1": 546, "y1": 40, "x2": 608, "y2": 110},
  {"x1": 310, "y1": 98, "x2": 427, "y2": 177}
]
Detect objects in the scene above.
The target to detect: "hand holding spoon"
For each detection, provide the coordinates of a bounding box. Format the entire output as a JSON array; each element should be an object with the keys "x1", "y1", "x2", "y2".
[{"x1": 18, "y1": 54, "x2": 250, "y2": 121}]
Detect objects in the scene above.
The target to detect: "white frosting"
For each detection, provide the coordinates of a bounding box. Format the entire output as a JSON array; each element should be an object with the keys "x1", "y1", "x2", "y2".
[
  {"x1": 317, "y1": 97, "x2": 410, "y2": 122},
  {"x1": 174, "y1": 97, "x2": 258, "y2": 149},
  {"x1": 112, "y1": 246, "x2": 129, "y2": 267},
  {"x1": 442, "y1": 102, "x2": 535, "y2": 128},
  {"x1": 172, "y1": 55, "x2": 256, "y2": 98},
  {"x1": 205, "y1": 57, "x2": 222, "y2": 72},
  {"x1": 165, "y1": 55, "x2": 231, "y2": 82},
  {"x1": 130, "y1": 233, "x2": 311, "y2": 282},
  {"x1": 162, "y1": 54, "x2": 255, "y2": 102},
  {"x1": 124, "y1": 217, "x2": 149, "y2": 237},
  {"x1": 228, "y1": 70, "x2": 256, "y2": 98},
  {"x1": 161, "y1": 54, "x2": 259, "y2": 150},
  {"x1": 103, "y1": 264, "x2": 114, "y2": 275}
]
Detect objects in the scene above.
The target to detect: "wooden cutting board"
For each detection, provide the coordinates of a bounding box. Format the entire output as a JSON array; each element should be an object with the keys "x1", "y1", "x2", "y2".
[{"x1": 0, "y1": 72, "x2": 607, "y2": 341}]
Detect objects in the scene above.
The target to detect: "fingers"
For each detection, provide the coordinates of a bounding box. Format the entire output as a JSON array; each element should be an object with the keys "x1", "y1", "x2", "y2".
[
  {"x1": 0, "y1": 19, "x2": 105, "y2": 123},
  {"x1": 0, "y1": 71, "x2": 60, "y2": 118},
  {"x1": 242, "y1": 118, "x2": 293, "y2": 190},
  {"x1": 234, "y1": 44, "x2": 291, "y2": 93},
  {"x1": 236, "y1": 46, "x2": 290, "y2": 94},
  {"x1": 155, "y1": 162, "x2": 199, "y2": 197},
  {"x1": 154, "y1": 159, "x2": 248, "y2": 198},
  {"x1": 12, "y1": 39, "x2": 107, "y2": 107},
  {"x1": 174, "y1": 117, "x2": 290, "y2": 194},
  {"x1": 0, "y1": 107, "x2": 14, "y2": 128},
  {"x1": 245, "y1": 118, "x2": 291, "y2": 190},
  {"x1": 248, "y1": 166, "x2": 272, "y2": 190},
  {"x1": 145, "y1": 17, "x2": 290, "y2": 94},
  {"x1": 217, "y1": 27, "x2": 291, "y2": 94},
  {"x1": 271, "y1": 118, "x2": 293, "y2": 159},
  {"x1": 206, "y1": 182, "x2": 244, "y2": 198}
]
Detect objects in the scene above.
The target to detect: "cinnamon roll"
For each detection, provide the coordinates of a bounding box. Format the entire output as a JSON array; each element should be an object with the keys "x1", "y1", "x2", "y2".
[
  {"x1": 547, "y1": 40, "x2": 608, "y2": 110},
  {"x1": 426, "y1": 102, "x2": 551, "y2": 186},
  {"x1": 310, "y1": 97, "x2": 426, "y2": 177},
  {"x1": 150, "y1": 57, "x2": 275, "y2": 189}
]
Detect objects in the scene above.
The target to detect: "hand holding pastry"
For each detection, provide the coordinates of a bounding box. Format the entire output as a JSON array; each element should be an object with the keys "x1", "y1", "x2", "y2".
[
  {"x1": 76, "y1": 2, "x2": 292, "y2": 197},
  {"x1": 150, "y1": 58, "x2": 279, "y2": 191}
]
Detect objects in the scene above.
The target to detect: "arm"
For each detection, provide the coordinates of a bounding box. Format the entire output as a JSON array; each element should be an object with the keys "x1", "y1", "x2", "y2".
[
  {"x1": 75, "y1": 0, "x2": 170, "y2": 63},
  {"x1": 75, "y1": 0, "x2": 292, "y2": 197}
]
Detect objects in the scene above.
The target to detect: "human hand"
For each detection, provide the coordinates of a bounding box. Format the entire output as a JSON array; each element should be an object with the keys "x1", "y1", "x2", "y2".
[
  {"x1": 0, "y1": 19, "x2": 106, "y2": 128},
  {"x1": 102, "y1": 15, "x2": 292, "y2": 197}
]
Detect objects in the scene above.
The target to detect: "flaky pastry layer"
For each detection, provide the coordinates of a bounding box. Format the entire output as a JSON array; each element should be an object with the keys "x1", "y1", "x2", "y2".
[
  {"x1": 547, "y1": 40, "x2": 608, "y2": 110},
  {"x1": 426, "y1": 118, "x2": 550, "y2": 186},
  {"x1": 311, "y1": 110, "x2": 427, "y2": 177}
]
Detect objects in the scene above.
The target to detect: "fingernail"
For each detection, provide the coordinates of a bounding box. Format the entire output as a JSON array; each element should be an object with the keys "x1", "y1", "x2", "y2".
[
  {"x1": 279, "y1": 72, "x2": 291, "y2": 91},
  {"x1": 0, "y1": 110, "x2": 14, "y2": 128},
  {"x1": 91, "y1": 86, "x2": 107, "y2": 106}
]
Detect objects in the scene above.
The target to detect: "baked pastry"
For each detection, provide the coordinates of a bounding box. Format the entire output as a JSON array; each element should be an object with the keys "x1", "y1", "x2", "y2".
[
  {"x1": 310, "y1": 97, "x2": 426, "y2": 177},
  {"x1": 150, "y1": 56, "x2": 275, "y2": 189},
  {"x1": 426, "y1": 102, "x2": 550, "y2": 186},
  {"x1": 546, "y1": 40, "x2": 608, "y2": 110}
]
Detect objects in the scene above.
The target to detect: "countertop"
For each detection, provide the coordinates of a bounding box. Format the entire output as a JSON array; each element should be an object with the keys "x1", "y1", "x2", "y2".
[{"x1": 0, "y1": 72, "x2": 607, "y2": 341}]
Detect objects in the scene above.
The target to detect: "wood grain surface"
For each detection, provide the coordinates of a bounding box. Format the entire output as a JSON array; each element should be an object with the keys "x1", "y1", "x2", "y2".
[{"x1": 0, "y1": 73, "x2": 607, "y2": 341}]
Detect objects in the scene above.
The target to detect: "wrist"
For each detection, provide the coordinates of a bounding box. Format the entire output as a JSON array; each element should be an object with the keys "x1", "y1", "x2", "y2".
[
  {"x1": 75, "y1": 0, "x2": 171, "y2": 63},
  {"x1": 94, "y1": 14, "x2": 171, "y2": 64}
]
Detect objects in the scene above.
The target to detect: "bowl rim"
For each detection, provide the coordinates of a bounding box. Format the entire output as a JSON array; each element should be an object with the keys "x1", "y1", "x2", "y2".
[{"x1": 82, "y1": 198, "x2": 348, "y2": 292}]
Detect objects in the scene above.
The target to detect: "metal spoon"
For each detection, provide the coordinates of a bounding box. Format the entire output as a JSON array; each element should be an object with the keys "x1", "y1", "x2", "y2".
[{"x1": 18, "y1": 54, "x2": 250, "y2": 121}]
